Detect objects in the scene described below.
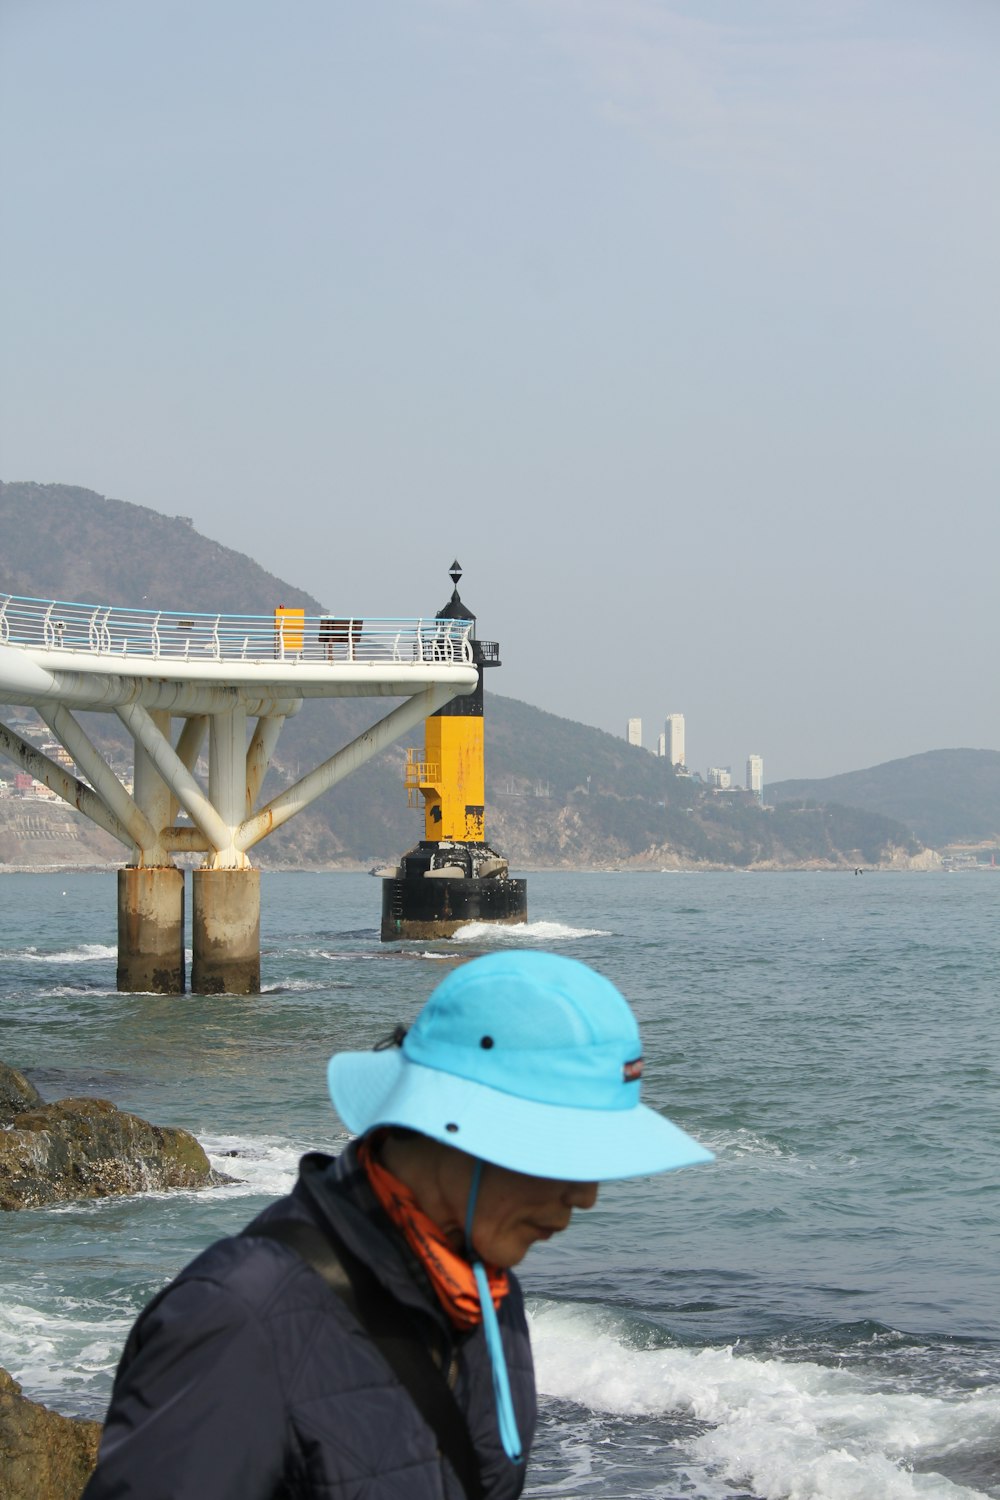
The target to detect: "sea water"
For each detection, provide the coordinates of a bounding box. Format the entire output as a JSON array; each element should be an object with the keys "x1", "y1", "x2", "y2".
[{"x1": 1, "y1": 870, "x2": 998, "y2": 1499}]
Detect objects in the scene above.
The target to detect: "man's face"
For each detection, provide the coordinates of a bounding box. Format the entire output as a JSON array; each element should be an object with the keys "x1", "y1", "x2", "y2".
[{"x1": 469, "y1": 1163, "x2": 599, "y2": 1268}]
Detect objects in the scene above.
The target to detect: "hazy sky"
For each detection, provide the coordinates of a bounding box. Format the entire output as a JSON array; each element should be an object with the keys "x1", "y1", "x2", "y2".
[{"x1": 3, "y1": 1, "x2": 998, "y2": 780}]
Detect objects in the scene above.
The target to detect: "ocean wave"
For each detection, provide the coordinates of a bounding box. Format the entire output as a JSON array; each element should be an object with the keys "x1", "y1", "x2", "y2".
[
  {"x1": 199, "y1": 1131, "x2": 346, "y2": 1199},
  {"x1": 259, "y1": 977, "x2": 333, "y2": 994},
  {"x1": 529, "y1": 1302, "x2": 1000, "y2": 1500},
  {"x1": 449, "y1": 920, "x2": 611, "y2": 944},
  {"x1": 698, "y1": 1127, "x2": 806, "y2": 1166},
  {"x1": 7, "y1": 943, "x2": 117, "y2": 964},
  {"x1": 0, "y1": 1299, "x2": 132, "y2": 1401},
  {"x1": 35, "y1": 985, "x2": 120, "y2": 998}
]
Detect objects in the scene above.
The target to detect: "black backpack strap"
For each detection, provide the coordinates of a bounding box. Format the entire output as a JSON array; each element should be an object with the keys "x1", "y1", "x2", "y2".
[{"x1": 246, "y1": 1217, "x2": 485, "y2": 1500}]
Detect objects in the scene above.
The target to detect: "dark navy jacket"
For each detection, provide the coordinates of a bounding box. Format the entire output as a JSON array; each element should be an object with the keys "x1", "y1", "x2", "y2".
[{"x1": 82, "y1": 1148, "x2": 536, "y2": 1499}]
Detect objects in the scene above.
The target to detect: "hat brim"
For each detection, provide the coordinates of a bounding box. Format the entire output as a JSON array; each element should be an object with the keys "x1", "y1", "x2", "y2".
[{"x1": 328, "y1": 1050, "x2": 714, "y2": 1182}]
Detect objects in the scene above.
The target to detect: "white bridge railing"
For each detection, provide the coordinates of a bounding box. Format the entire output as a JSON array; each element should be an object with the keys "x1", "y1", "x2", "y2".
[{"x1": 0, "y1": 594, "x2": 474, "y2": 667}]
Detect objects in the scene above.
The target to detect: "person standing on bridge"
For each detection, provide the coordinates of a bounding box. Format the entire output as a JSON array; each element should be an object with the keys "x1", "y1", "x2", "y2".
[{"x1": 82, "y1": 951, "x2": 713, "y2": 1500}]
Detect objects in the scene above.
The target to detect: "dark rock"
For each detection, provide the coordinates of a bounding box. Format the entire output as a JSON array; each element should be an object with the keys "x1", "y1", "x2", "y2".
[
  {"x1": 0, "y1": 1089, "x2": 225, "y2": 1211},
  {"x1": 0, "y1": 1063, "x2": 44, "y2": 1126},
  {"x1": 0, "y1": 1366, "x2": 101, "y2": 1500}
]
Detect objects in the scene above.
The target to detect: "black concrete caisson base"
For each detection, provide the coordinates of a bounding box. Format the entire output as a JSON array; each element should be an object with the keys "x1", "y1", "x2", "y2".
[
  {"x1": 381, "y1": 874, "x2": 528, "y2": 941},
  {"x1": 380, "y1": 840, "x2": 527, "y2": 941}
]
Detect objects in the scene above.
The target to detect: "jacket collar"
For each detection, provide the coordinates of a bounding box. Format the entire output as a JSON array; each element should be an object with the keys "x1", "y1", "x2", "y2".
[{"x1": 293, "y1": 1147, "x2": 456, "y2": 1336}]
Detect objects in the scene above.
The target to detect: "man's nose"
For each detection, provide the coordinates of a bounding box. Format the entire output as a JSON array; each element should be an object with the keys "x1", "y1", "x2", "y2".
[{"x1": 563, "y1": 1181, "x2": 599, "y2": 1210}]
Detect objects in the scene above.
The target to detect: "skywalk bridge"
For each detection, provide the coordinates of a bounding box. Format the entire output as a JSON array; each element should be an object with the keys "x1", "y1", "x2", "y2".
[{"x1": 0, "y1": 593, "x2": 479, "y2": 993}]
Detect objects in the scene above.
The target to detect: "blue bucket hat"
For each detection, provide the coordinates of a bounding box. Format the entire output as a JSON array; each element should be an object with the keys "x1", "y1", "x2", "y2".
[{"x1": 327, "y1": 951, "x2": 713, "y2": 1181}]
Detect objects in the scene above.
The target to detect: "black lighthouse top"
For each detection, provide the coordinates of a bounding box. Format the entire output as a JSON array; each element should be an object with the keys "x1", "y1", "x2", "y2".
[
  {"x1": 438, "y1": 560, "x2": 476, "y2": 628},
  {"x1": 435, "y1": 561, "x2": 500, "y2": 676}
]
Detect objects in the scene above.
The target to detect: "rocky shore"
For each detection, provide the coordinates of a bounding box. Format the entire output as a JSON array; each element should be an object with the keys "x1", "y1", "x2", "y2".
[
  {"x1": 0, "y1": 1062, "x2": 222, "y2": 1210},
  {"x1": 1, "y1": 1062, "x2": 229, "y2": 1495},
  {"x1": 0, "y1": 1369, "x2": 101, "y2": 1500}
]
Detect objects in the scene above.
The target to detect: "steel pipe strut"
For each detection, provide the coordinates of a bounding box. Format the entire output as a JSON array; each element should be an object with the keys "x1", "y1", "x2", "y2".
[
  {"x1": 236, "y1": 683, "x2": 459, "y2": 852},
  {"x1": 0, "y1": 721, "x2": 128, "y2": 845},
  {"x1": 116, "y1": 701, "x2": 243, "y2": 863},
  {"x1": 40, "y1": 703, "x2": 161, "y2": 856},
  {"x1": 246, "y1": 715, "x2": 286, "y2": 812}
]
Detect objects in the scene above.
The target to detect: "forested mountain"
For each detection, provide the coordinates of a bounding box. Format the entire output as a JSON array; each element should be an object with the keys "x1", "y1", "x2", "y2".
[
  {"x1": 1, "y1": 481, "x2": 319, "y2": 615},
  {"x1": 0, "y1": 481, "x2": 944, "y2": 868},
  {"x1": 769, "y1": 750, "x2": 1000, "y2": 847}
]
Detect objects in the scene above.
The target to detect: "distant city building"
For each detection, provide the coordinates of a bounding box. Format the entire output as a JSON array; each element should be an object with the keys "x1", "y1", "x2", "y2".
[
  {"x1": 664, "y1": 712, "x2": 685, "y2": 767},
  {"x1": 627, "y1": 718, "x2": 642, "y2": 748},
  {"x1": 707, "y1": 766, "x2": 732, "y2": 789},
  {"x1": 746, "y1": 754, "x2": 764, "y2": 801},
  {"x1": 656, "y1": 732, "x2": 666, "y2": 758}
]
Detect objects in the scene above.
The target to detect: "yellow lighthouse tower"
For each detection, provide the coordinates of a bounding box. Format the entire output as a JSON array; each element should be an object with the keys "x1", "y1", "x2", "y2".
[{"x1": 380, "y1": 562, "x2": 527, "y2": 940}]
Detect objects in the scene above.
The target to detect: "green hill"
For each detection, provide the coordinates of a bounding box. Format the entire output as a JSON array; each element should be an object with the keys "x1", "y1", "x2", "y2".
[
  {"x1": 0, "y1": 480, "x2": 934, "y2": 869},
  {"x1": 768, "y1": 750, "x2": 1000, "y2": 847},
  {"x1": 0, "y1": 481, "x2": 320, "y2": 615}
]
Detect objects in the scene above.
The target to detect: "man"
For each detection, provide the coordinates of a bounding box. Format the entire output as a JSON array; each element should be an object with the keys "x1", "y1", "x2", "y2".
[{"x1": 83, "y1": 951, "x2": 713, "y2": 1499}]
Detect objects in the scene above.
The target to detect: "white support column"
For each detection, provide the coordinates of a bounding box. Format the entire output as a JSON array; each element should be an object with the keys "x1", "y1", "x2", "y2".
[
  {"x1": 130, "y1": 708, "x2": 173, "y2": 864},
  {"x1": 38, "y1": 703, "x2": 159, "y2": 855},
  {"x1": 208, "y1": 706, "x2": 249, "y2": 868},
  {"x1": 246, "y1": 715, "x2": 285, "y2": 813},
  {"x1": 175, "y1": 714, "x2": 208, "y2": 772},
  {"x1": 169, "y1": 714, "x2": 208, "y2": 825},
  {"x1": 116, "y1": 701, "x2": 234, "y2": 857},
  {"x1": 237, "y1": 684, "x2": 456, "y2": 852}
]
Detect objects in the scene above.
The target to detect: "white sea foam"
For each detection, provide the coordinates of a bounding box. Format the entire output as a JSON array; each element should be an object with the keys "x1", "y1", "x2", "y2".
[
  {"x1": 42, "y1": 986, "x2": 120, "y2": 998},
  {"x1": 449, "y1": 920, "x2": 610, "y2": 944},
  {"x1": 12, "y1": 943, "x2": 117, "y2": 964},
  {"x1": 260, "y1": 977, "x2": 331, "y2": 993},
  {"x1": 529, "y1": 1302, "x2": 1000, "y2": 1500},
  {"x1": 700, "y1": 1126, "x2": 807, "y2": 1168},
  {"x1": 0, "y1": 1299, "x2": 131, "y2": 1397},
  {"x1": 199, "y1": 1131, "x2": 345, "y2": 1199}
]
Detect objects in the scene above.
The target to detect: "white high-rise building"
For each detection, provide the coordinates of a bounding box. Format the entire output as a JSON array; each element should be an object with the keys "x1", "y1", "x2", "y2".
[
  {"x1": 657, "y1": 732, "x2": 666, "y2": 758},
  {"x1": 707, "y1": 766, "x2": 732, "y2": 789},
  {"x1": 627, "y1": 718, "x2": 642, "y2": 747},
  {"x1": 664, "y1": 712, "x2": 685, "y2": 767},
  {"x1": 746, "y1": 754, "x2": 764, "y2": 801}
]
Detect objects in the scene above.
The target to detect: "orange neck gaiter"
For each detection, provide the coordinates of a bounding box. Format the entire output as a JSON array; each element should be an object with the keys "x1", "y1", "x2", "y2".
[{"x1": 359, "y1": 1137, "x2": 509, "y2": 1331}]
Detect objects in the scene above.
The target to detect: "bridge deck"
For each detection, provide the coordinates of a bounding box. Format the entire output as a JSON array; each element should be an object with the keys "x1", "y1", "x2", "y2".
[{"x1": 0, "y1": 594, "x2": 478, "y2": 707}]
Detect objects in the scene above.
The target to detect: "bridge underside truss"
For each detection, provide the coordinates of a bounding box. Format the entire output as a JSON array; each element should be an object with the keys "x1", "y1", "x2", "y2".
[{"x1": 0, "y1": 684, "x2": 461, "y2": 869}]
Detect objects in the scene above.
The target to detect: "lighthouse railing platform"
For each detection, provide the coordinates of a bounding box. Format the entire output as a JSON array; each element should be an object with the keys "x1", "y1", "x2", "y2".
[{"x1": 0, "y1": 595, "x2": 474, "y2": 668}]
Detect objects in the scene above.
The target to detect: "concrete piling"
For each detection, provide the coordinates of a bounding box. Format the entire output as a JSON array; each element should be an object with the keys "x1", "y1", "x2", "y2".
[
  {"x1": 117, "y1": 867, "x2": 186, "y2": 994},
  {"x1": 191, "y1": 868, "x2": 261, "y2": 995}
]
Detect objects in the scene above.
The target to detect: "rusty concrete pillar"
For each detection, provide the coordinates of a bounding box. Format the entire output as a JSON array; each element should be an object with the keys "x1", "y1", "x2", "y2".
[
  {"x1": 117, "y1": 867, "x2": 186, "y2": 994},
  {"x1": 191, "y1": 867, "x2": 260, "y2": 995}
]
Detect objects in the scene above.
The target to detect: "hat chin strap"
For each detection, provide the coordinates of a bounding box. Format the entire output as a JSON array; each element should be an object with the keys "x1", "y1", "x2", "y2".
[{"x1": 465, "y1": 1160, "x2": 523, "y2": 1464}]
